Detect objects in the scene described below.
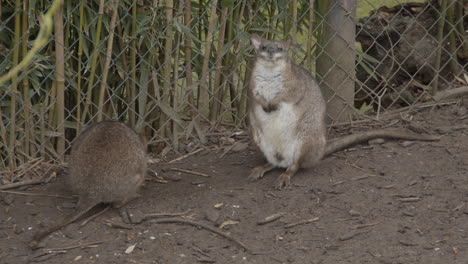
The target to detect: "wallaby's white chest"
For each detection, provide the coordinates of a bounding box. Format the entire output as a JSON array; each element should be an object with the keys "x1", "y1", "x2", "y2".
[
  {"x1": 253, "y1": 65, "x2": 284, "y2": 102},
  {"x1": 254, "y1": 103, "x2": 299, "y2": 168}
]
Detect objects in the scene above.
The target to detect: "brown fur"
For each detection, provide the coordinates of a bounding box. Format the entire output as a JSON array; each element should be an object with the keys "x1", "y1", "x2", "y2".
[
  {"x1": 30, "y1": 121, "x2": 147, "y2": 248},
  {"x1": 247, "y1": 34, "x2": 438, "y2": 189}
]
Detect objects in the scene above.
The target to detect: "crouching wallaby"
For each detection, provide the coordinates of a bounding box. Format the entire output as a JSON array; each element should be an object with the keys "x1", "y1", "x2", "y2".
[
  {"x1": 30, "y1": 121, "x2": 147, "y2": 248},
  {"x1": 247, "y1": 34, "x2": 438, "y2": 189}
]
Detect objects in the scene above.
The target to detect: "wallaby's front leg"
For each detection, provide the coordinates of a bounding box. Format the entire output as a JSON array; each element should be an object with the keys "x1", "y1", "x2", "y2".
[
  {"x1": 254, "y1": 95, "x2": 278, "y2": 113},
  {"x1": 274, "y1": 163, "x2": 299, "y2": 189},
  {"x1": 249, "y1": 163, "x2": 275, "y2": 181}
]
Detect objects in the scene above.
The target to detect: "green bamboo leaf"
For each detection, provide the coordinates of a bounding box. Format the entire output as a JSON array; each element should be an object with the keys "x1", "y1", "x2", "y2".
[
  {"x1": 173, "y1": 21, "x2": 202, "y2": 44},
  {"x1": 220, "y1": 0, "x2": 235, "y2": 8}
]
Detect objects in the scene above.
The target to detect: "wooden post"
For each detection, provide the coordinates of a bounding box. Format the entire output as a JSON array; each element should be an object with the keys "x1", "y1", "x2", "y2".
[{"x1": 316, "y1": 0, "x2": 356, "y2": 123}]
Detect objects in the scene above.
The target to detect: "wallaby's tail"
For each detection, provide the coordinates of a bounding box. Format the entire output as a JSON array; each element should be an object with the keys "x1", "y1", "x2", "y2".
[
  {"x1": 30, "y1": 201, "x2": 97, "y2": 249},
  {"x1": 324, "y1": 129, "x2": 440, "y2": 157}
]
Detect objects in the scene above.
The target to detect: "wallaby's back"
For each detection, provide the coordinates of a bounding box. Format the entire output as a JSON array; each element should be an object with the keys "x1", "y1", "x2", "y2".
[
  {"x1": 67, "y1": 121, "x2": 147, "y2": 203},
  {"x1": 30, "y1": 121, "x2": 147, "y2": 248}
]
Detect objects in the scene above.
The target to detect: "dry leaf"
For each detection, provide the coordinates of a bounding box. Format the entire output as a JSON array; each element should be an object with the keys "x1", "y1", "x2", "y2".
[
  {"x1": 219, "y1": 220, "x2": 240, "y2": 229},
  {"x1": 125, "y1": 244, "x2": 136, "y2": 254}
]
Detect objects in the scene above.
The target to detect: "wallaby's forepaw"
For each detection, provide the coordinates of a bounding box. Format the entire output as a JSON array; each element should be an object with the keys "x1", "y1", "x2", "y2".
[
  {"x1": 262, "y1": 103, "x2": 278, "y2": 113},
  {"x1": 248, "y1": 166, "x2": 267, "y2": 181},
  {"x1": 275, "y1": 173, "x2": 291, "y2": 189}
]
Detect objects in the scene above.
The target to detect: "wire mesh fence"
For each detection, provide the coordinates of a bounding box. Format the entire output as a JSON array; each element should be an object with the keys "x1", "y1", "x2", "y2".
[{"x1": 0, "y1": 0, "x2": 466, "y2": 170}]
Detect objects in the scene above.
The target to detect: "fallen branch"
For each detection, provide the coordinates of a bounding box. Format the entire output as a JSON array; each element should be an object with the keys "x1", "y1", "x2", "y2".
[
  {"x1": 0, "y1": 190, "x2": 74, "y2": 199},
  {"x1": 151, "y1": 218, "x2": 251, "y2": 252},
  {"x1": 257, "y1": 212, "x2": 286, "y2": 225},
  {"x1": 0, "y1": 179, "x2": 44, "y2": 190},
  {"x1": 41, "y1": 240, "x2": 105, "y2": 252},
  {"x1": 170, "y1": 168, "x2": 210, "y2": 177},
  {"x1": 284, "y1": 217, "x2": 319, "y2": 229},
  {"x1": 433, "y1": 86, "x2": 468, "y2": 101},
  {"x1": 80, "y1": 206, "x2": 110, "y2": 226},
  {"x1": 168, "y1": 148, "x2": 204, "y2": 163}
]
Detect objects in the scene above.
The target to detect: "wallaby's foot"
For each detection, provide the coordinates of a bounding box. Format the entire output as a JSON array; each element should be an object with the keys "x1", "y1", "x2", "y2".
[
  {"x1": 274, "y1": 165, "x2": 299, "y2": 190},
  {"x1": 274, "y1": 173, "x2": 291, "y2": 189},
  {"x1": 249, "y1": 163, "x2": 275, "y2": 181}
]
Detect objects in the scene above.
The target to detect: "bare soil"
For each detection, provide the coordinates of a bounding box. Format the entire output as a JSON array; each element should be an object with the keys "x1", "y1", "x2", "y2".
[{"x1": 1, "y1": 105, "x2": 468, "y2": 264}]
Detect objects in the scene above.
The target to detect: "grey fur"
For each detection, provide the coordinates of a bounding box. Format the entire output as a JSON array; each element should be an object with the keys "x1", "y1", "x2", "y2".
[
  {"x1": 30, "y1": 121, "x2": 147, "y2": 248},
  {"x1": 248, "y1": 34, "x2": 327, "y2": 189}
]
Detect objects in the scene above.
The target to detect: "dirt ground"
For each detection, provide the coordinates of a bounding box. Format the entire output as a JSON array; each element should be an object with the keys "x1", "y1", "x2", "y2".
[{"x1": 1, "y1": 104, "x2": 467, "y2": 264}]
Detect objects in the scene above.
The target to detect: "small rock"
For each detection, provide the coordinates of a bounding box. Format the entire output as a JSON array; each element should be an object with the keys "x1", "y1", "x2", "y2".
[
  {"x1": 435, "y1": 127, "x2": 452, "y2": 134},
  {"x1": 456, "y1": 106, "x2": 467, "y2": 116},
  {"x1": 400, "y1": 141, "x2": 416, "y2": 147},
  {"x1": 399, "y1": 240, "x2": 418, "y2": 246},
  {"x1": 368, "y1": 138, "x2": 385, "y2": 145},
  {"x1": 14, "y1": 226, "x2": 25, "y2": 234},
  {"x1": 128, "y1": 209, "x2": 145, "y2": 224},
  {"x1": 3, "y1": 194, "x2": 14, "y2": 205},
  {"x1": 408, "y1": 122, "x2": 427, "y2": 134},
  {"x1": 204, "y1": 209, "x2": 220, "y2": 223},
  {"x1": 349, "y1": 209, "x2": 361, "y2": 216},
  {"x1": 185, "y1": 142, "x2": 196, "y2": 153},
  {"x1": 119, "y1": 208, "x2": 131, "y2": 224},
  {"x1": 62, "y1": 201, "x2": 77, "y2": 209},
  {"x1": 231, "y1": 142, "x2": 249, "y2": 152},
  {"x1": 208, "y1": 136, "x2": 219, "y2": 144},
  {"x1": 164, "y1": 174, "x2": 182, "y2": 181},
  {"x1": 402, "y1": 211, "x2": 415, "y2": 217},
  {"x1": 178, "y1": 143, "x2": 187, "y2": 153},
  {"x1": 191, "y1": 180, "x2": 206, "y2": 186}
]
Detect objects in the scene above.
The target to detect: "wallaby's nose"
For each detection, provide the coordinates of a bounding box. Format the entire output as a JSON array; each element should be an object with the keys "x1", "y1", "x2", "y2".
[{"x1": 267, "y1": 47, "x2": 275, "y2": 57}]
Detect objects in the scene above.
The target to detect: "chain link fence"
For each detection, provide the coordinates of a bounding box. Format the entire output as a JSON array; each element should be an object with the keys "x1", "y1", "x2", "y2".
[{"x1": 0, "y1": 0, "x2": 466, "y2": 170}]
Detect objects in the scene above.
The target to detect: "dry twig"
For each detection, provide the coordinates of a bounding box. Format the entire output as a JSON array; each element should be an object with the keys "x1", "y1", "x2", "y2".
[
  {"x1": 170, "y1": 168, "x2": 210, "y2": 177},
  {"x1": 284, "y1": 217, "x2": 319, "y2": 228},
  {"x1": 151, "y1": 218, "x2": 251, "y2": 252},
  {"x1": 0, "y1": 190, "x2": 74, "y2": 199},
  {"x1": 257, "y1": 212, "x2": 286, "y2": 225},
  {"x1": 0, "y1": 179, "x2": 44, "y2": 190},
  {"x1": 168, "y1": 148, "x2": 204, "y2": 163},
  {"x1": 41, "y1": 240, "x2": 106, "y2": 252}
]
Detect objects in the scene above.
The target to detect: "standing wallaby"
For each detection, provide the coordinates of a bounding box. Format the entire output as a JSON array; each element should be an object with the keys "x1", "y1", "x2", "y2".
[
  {"x1": 248, "y1": 34, "x2": 438, "y2": 189},
  {"x1": 30, "y1": 121, "x2": 147, "y2": 248}
]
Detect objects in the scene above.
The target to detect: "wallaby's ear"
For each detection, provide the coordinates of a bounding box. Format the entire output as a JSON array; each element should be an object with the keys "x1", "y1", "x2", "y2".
[{"x1": 250, "y1": 33, "x2": 262, "y2": 50}]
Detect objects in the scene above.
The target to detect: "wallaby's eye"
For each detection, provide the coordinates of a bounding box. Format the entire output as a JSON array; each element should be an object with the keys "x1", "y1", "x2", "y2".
[
  {"x1": 277, "y1": 47, "x2": 284, "y2": 52},
  {"x1": 260, "y1": 46, "x2": 266, "y2": 51}
]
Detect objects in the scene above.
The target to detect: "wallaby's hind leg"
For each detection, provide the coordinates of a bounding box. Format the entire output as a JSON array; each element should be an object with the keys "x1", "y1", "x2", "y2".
[
  {"x1": 274, "y1": 163, "x2": 299, "y2": 189},
  {"x1": 249, "y1": 163, "x2": 275, "y2": 181}
]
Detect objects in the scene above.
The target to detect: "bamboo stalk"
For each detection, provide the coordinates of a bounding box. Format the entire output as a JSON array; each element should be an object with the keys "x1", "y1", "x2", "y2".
[
  {"x1": 8, "y1": 0, "x2": 22, "y2": 169},
  {"x1": 197, "y1": 0, "x2": 218, "y2": 111},
  {"x1": 184, "y1": 0, "x2": 195, "y2": 115},
  {"x1": 129, "y1": 1, "x2": 137, "y2": 127},
  {"x1": 290, "y1": 0, "x2": 298, "y2": 43},
  {"x1": 159, "y1": 0, "x2": 174, "y2": 138},
  {"x1": 21, "y1": 0, "x2": 32, "y2": 158},
  {"x1": 115, "y1": 14, "x2": 131, "y2": 118},
  {"x1": 433, "y1": 0, "x2": 448, "y2": 94},
  {"x1": 446, "y1": 1, "x2": 461, "y2": 76},
  {"x1": 54, "y1": 4, "x2": 65, "y2": 159},
  {"x1": 0, "y1": 105, "x2": 8, "y2": 168},
  {"x1": 81, "y1": 0, "x2": 106, "y2": 123},
  {"x1": 40, "y1": 103, "x2": 45, "y2": 157},
  {"x1": 306, "y1": 0, "x2": 316, "y2": 70},
  {"x1": 76, "y1": 0, "x2": 85, "y2": 132},
  {"x1": 97, "y1": 0, "x2": 119, "y2": 122},
  {"x1": 209, "y1": 7, "x2": 229, "y2": 123},
  {"x1": 455, "y1": 0, "x2": 467, "y2": 60}
]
